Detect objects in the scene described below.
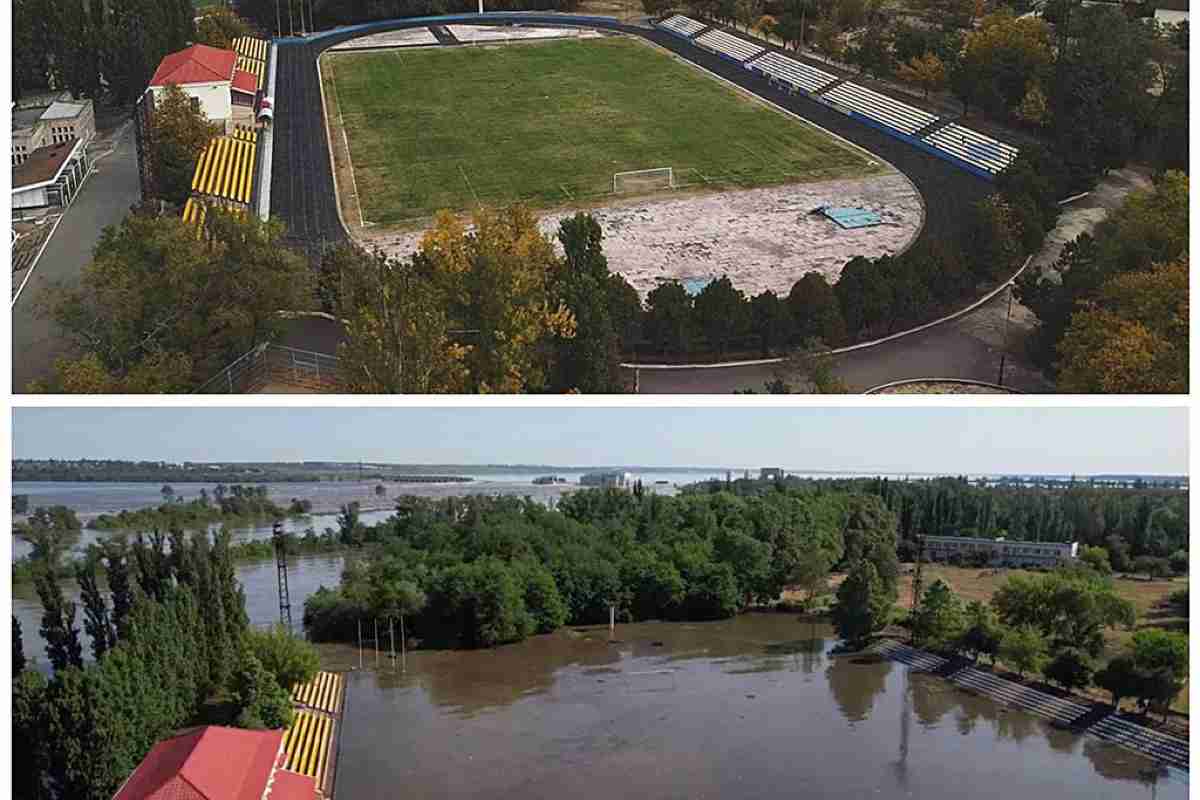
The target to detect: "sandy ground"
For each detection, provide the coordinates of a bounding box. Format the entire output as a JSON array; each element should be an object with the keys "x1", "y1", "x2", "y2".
[
  {"x1": 874, "y1": 381, "x2": 1013, "y2": 393},
  {"x1": 328, "y1": 28, "x2": 439, "y2": 50},
  {"x1": 359, "y1": 173, "x2": 921, "y2": 298},
  {"x1": 445, "y1": 25, "x2": 604, "y2": 44}
]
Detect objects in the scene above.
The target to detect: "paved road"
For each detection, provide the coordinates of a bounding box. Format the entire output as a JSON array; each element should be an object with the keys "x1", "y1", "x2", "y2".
[
  {"x1": 630, "y1": 286, "x2": 1048, "y2": 393},
  {"x1": 11, "y1": 123, "x2": 141, "y2": 393}
]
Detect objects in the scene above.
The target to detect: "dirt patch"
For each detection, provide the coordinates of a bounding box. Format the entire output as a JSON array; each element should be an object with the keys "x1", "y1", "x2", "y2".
[
  {"x1": 875, "y1": 381, "x2": 1015, "y2": 394},
  {"x1": 358, "y1": 173, "x2": 922, "y2": 298}
]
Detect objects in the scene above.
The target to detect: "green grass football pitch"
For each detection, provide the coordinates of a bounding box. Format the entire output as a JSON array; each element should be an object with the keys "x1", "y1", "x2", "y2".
[{"x1": 322, "y1": 36, "x2": 879, "y2": 224}]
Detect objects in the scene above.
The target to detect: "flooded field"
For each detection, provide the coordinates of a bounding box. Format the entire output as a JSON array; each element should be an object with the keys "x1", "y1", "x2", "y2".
[{"x1": 319, "y1": 616, "x2": 1182, "y2": 800}]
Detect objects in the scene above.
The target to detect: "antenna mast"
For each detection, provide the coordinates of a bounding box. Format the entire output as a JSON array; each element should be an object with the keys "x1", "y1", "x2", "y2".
[{"x1": 273, "y1": 519, "x2": 292, "y2": 632}]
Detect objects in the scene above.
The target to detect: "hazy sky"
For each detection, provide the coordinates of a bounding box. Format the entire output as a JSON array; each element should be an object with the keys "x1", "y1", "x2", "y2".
[{"x1": 10, "y1": 406, "x2": 1187, "y2": 474}]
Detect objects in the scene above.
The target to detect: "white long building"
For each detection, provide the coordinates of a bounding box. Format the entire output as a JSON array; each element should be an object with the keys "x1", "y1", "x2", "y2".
[{"x1": 924, "y1": 535, "x2": 1078, "y2": 567}]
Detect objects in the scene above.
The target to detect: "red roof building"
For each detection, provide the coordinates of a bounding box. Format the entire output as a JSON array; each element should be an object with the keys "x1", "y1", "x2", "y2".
[
  {"x1": 148, "y1": 44, "x2": 238, "y2": 88},
  {"x1": 111, "y1": 726, "x2": 316, "y2": 800}
]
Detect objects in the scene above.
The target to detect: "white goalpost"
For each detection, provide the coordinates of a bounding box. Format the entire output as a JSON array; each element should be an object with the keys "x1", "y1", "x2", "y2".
[{"x1": 613, "y1": 167, "x2": 675, "y2": 194}]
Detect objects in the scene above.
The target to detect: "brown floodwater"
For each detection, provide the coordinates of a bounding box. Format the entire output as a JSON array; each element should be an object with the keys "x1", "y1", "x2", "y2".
[{"x1": 319, "y1": 615, "x2": 1185, "y2": 800}]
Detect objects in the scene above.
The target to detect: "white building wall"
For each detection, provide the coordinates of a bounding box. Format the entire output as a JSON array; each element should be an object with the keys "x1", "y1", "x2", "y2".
[{"x1": 152, "y1": 82, "x2": 231, "y2": 123}]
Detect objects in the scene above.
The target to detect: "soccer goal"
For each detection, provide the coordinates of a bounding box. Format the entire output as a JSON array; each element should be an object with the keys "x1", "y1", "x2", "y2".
[{"x1": 613, "y1": 167, "x2": 675, "y2": 194}]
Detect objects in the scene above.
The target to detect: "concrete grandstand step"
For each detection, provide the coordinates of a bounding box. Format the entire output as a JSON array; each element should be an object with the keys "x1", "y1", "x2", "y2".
[
  {"x1": 430, "y1": 25, "x2": 458, "y2": 45},
  {"x1": 913, "y1": 116, "x2": 953, "y2": 140},
  {"x1": 814, "y1": 76, "x2": 847, "y2": 95}
]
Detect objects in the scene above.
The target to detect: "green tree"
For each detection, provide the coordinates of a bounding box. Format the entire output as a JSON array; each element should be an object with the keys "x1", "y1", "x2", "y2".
[
  {"x1": 911, "y1": 579, "x2": 966, "y2": 651},
  {"x1": 14, "y1": 614, "x2": 27, "y2": 675},
  {"x1": 694, "y1": 276, "x2": 749, "y2": 356},
  {"x1": 36, "y1": 212, "x2": 311, "y2": 393},
  {"x1": 1094, "y1": 654, "x2": 1141, "y2": 709},
  {"x1": 77, "y1": 558, "x2": 116, "y2": 662},
  {"x1": 548, "y1": 213, "x2": 627, "y2": 392},
  {"x1": 788, "y1": 272, "x2": 846, "y2": 346},
  {"x1": 999, "y1": 624, "x2": 1046, "y2": 678},
  {"x1": 1078, "y1": 545, "x2": 1112, "y2": 575},
  {"x1": 832, "y1": 560, "x2": 892, "y2": 644},
  {"x1": 150, "y1": 84, "x2": 222, "y2": 204},
  {"x1": 1042, "y1": 647, "x2": 1093, "y2": 691},
  {"x1": 36, "y1": 564, "x2": 84, "y2": 673},
  {"x1": 749, "y1": 290, "x2": 792, "y2": 356},
  {"x1": 244, "y1": 624, "x2": 320, "y2": 691},
  {"x1": 645, "y1": 281, "x2": 697, "y2": 355},
  {"x1": 959, "y1": 600, "x2": 1003, "y2": 664},
  {"x1": 233, "y1": 645, "x2": 295, "y2": 730}
]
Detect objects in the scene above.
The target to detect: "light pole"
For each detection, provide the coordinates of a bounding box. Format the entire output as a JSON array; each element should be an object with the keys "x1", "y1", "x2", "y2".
[{"x1": 997, "y1": 281, "x2": 1014, "y2": 387}]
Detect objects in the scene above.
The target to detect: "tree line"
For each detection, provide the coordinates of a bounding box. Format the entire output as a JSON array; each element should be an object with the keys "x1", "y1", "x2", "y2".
[
  {"x1": 302, "y1": 486, "x2": 898, "y2": 647},
  {"x1": 14, "y1": 529, "x2": 320, "y2": 800},
  {"x1": 235, "y1": 0, "x2": 582, "y2": 37},
  {"x1": 13, "y1": 0, "x2": 195, "y2": 105},
  {"x1": 656, "y1": 1, "x2": 1185, "y2": 180},
  {"x1": 710, "y1": 475, "x2": 1189, "y2": 567}
]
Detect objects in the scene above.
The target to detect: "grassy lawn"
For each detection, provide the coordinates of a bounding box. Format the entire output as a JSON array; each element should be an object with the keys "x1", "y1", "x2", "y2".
[{"x1": 322, "y1": 37, "x2": 878, "y2": 224}]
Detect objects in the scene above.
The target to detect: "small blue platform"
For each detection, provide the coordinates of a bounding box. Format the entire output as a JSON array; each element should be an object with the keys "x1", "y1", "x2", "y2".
[{"x1": 820, "y1": 206, "x2": 882, "y2": 229}]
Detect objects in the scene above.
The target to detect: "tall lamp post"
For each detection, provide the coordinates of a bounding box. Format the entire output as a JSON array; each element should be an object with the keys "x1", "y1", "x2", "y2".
[{"x1": 997, "y1": 281, "x2": 1015, "y2": 387}]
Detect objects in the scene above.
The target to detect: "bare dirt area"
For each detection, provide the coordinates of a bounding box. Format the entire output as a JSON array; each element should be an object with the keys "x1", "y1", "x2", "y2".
[
  {"x1": 328, "y1": 27, "x2": 439, "y2": 50},
  {"x1": 358, "y1": 172, "x2": 922, "y2": 298},
  {"x1": 444, "y1": 25, "x2": 604, "y2": 44}
]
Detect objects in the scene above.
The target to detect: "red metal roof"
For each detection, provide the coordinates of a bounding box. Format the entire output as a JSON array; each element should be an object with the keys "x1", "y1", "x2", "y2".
[
  {"x1": 149, "y1": 44, "x2": 237, "y2": 87},
  {"x1": 112, "y1": 726, "x2": 284, "y2": 800},
  {"x1": 267, "y1": 770, "x2": 317, "y2": 800},
  {"x1": 231, "y1": 69, "x2": 258, "y2": 95}
]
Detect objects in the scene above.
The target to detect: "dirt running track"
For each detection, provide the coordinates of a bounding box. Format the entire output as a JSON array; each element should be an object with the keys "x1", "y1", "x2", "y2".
[{"x1": 269, "y1": 15, "x2": 991, "y2": 256}]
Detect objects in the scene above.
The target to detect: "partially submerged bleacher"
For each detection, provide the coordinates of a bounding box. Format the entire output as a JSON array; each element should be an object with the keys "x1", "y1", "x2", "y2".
[
  {"x1": 656, "y1": 14, "x2": 707, "y2": 39},
  {"x1": 694, "y1": 28, "x2": 765, "y2": 62},
  {"x1": 746, "y1": 51, "x2": 836, "y2": 96},
  {"x1": 922, "y1": 122, "x2": 1019, "y2": 177},
  {"x1": 821, "y1": 81, "x2": 938, "y2": 137}
]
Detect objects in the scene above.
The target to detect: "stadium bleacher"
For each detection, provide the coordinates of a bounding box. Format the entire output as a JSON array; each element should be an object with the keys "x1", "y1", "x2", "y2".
[
  {"x1": 233, "y1": 37, "x2": 268, "y2": 91},
  {"x1": 694, "y1": 29, "x2": 765, "y2": 62},
  {"x1": 190, "y1": 125, "x2": 258, "y2": 206},
  {"x1": 821, "y1": 81, "x2": 938, "y2": 137},
  {"x1": 656, "y1": 14, "x2": 707, "y2": 39},
  {"x1": 923, "y1": 122, "x2": 1020, "y2": 175},
  {"x1": 746, "y1": 51, "x2": 836, "y2": 95},
  {"x1": 232, "y1": 36, "x2": 269, "y2": 63}
]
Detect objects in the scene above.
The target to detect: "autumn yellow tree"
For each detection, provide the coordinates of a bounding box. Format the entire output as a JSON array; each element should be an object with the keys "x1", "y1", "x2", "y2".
[
  {"x1": 420, "y1": 205, "x2": 575, "y2": 393},
  {"x1": 1056, "y1": 259, "x2": 1188, "y2": 393},
  {"x1": 1015, "y1": 80, "x2": 1049, "y2": 126},
  {"x1": 897, "y1": 53, "x2": 946, "y2": 98},
  {"x1": 336, "y1": 245, "x2": 469, "y2": 394}
]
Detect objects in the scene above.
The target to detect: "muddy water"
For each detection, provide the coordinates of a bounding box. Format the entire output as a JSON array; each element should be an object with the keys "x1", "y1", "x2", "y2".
[{"x1": 322, "y1": 615, "x2": 1183, "y2": 800}]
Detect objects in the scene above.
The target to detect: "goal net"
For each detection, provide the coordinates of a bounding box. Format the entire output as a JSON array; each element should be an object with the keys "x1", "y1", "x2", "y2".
[{"x1": 613, "y1": 167, "x2": 675, "y2": 194}]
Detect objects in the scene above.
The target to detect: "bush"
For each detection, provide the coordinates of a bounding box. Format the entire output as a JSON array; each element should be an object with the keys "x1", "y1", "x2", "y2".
[
  {"x1": 303, "y1": 586, "x2": 368, "y2": 643},
  {"x1": 244, "y1": 624, "x2": 320, "y2": 691},
  {"x1": 232, "y1": 646, "x2": 294, "y2": 730},
  {"x1": 1000, "y1": 625, "x2": 1047, "y2": 678}
]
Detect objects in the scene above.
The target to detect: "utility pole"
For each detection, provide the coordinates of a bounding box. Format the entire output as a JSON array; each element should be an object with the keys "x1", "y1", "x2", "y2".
[
  {"x1": 997, "y1": 282, "x2": 1015, "y2": 386},
  {"x1": 273, "y1": 519, "x2": 292, "y2": 632},
  {"x1": 909, "y1": 534, "x2": 925, "y2": 643}
]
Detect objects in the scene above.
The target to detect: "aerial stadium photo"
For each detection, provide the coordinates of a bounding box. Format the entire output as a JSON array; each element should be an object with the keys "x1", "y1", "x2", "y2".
[{"x1": 9, "y1": 0, "x2": 1187, "y2": 393}]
